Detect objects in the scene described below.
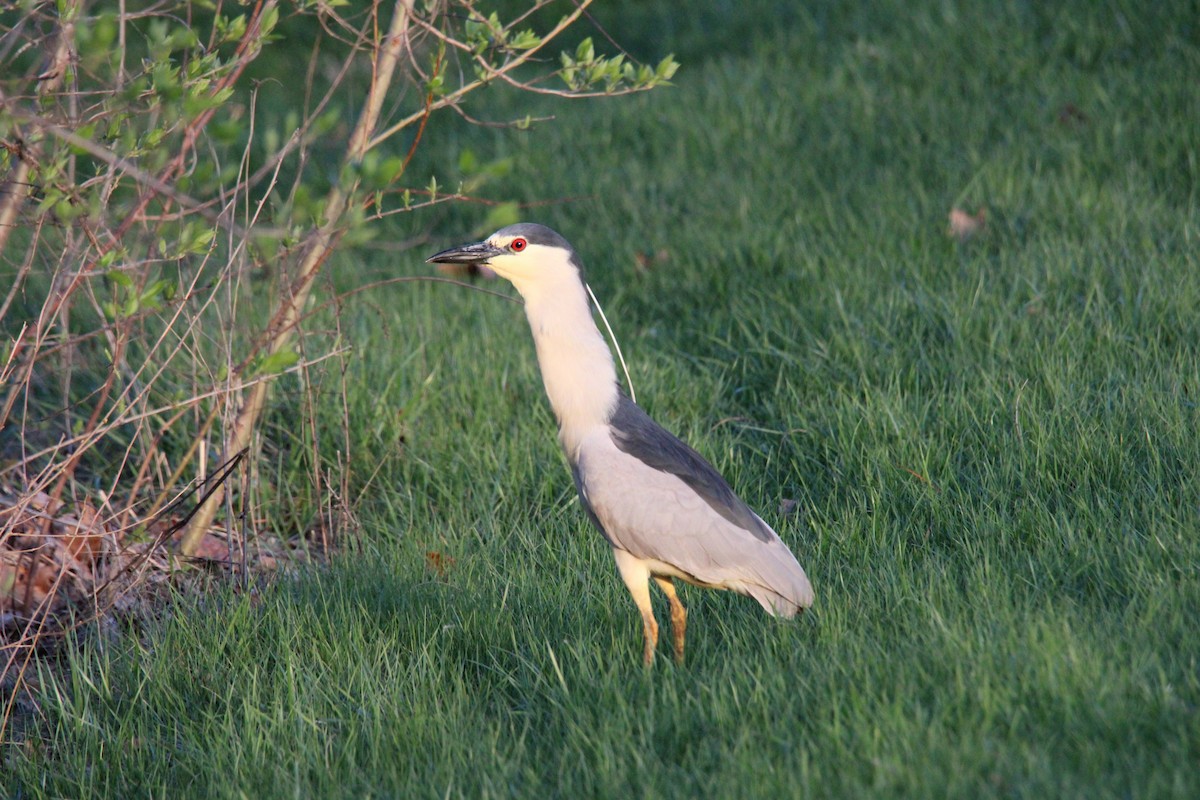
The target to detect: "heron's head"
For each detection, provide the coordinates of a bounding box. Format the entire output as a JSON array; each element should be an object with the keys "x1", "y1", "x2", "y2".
[{"x1": 427, "y1": 223, "x2": 583, "y2": 295}]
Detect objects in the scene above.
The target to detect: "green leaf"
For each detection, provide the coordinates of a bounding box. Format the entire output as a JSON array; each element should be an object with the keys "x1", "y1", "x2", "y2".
[
  {"x1": 212, "y1": 119, "x2": 242, "y2": 144},
  {"x1": 254, "y1": 348, "x2": 300, "y2": 377},
  {"x1": 314, "y1": 110, "x2": 341, "y2": 136},
  {"x1": 509, "y1": 29, "x2": 541, "y2": 50},
  {"x1": 54, "y1": 198, "x2": 82, "y2": 220},
  {"x1": 141, "y1": 279, "x2": 175, "y2": 309},
  {"x1": 379, "y1": 156, "x2": 405, "y2": 186},
  {"x1": 472, "y1": 201, "x2": 520, "y2": 236},
  {"x1": 184, "y1": 225, "x2": 214, "y2": 254},
  {"x1": 480, "y1": 156, "x2": 513, "y2": 180},
  {"x1": 575, "y1": 37, "x2": 595, "y2": 63},
  {"x1": 655, "y1": 55, "x2": 680, "y2": 82},
  {"x1": 561, "y1": 65, "x2": 579, "y2": 90},
  {"x1": 106, "y1": 270, "x2": 134, "y2": 289},
  {"x1": 259, "y1": 5, "x2": 280, "y2": 37}
]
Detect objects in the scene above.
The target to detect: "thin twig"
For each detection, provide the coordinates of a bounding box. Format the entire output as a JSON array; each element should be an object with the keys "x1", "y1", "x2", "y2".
[{"x1": 366, "y1": 0, "x2": 597, "y2": 150}]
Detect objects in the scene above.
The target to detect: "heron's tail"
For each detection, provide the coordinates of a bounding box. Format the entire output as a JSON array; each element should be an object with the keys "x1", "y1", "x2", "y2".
[
  {"x1": 744, "y1": 577, "x2": 814, "y2": 618},
  {"x1": 741, "y1": 515, "x2": 814, "y2": 617}
]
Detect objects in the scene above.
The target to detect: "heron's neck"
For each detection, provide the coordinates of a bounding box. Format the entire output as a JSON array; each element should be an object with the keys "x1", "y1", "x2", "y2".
[{"x1": 519, "y1": 275, "x2": 619, "y2": 458}]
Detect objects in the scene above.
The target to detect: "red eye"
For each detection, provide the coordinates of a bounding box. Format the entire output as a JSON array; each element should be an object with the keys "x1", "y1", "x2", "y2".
[{"x1": 510, "y1": 238, "x2": 527, "y2": 252}]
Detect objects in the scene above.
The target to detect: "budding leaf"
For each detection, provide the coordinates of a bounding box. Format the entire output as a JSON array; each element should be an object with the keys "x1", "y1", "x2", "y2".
[{"x1": 254, "y1": 348, "x2": 300, "y2": 377}]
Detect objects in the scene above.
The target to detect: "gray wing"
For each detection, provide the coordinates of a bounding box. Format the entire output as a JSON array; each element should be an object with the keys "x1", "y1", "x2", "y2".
[
  {"x1": 608, "y1": 395, "x2": 771, "y2": 542},
  {"x1": 571, "y1": 460, "x2": 617, "y2": 548},
  {"x1": 572, "y1": 398, "x2": 813, "y2": 615}
]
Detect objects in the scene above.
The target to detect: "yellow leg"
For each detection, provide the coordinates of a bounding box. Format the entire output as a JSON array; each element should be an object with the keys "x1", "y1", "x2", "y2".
[
  {"x1": 653, "y1": 576, "x2": 688, "y2": 664},
  {"x1": 613, "y1": 549, "x2": 659, "y2": 666}
]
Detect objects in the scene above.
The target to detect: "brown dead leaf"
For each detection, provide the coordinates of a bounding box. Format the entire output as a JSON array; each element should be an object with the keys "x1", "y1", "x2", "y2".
[
  {"x1": 1, "y1": 491, "x2": 106, "y2": 619},
  {"x1": 425, "y1": 550, "x2": 455, "y2": 579},
  {"x1": 0, "y1": 548, "x2": 85, "y2": 621},
  {"x1": 58, "y1": 500, "x2": 110, "y2": 565},
  {"x1": 633, "y1": 248, "x2": 671, "y2": 273},
  {"x1": 1056, "y1": 102, "x2": 1089, "y2": 127},
  {"x1": 187, "y1": 533, "x2": 231, "y2": 562},
  {"x1": 898, "y1": 464, "x2": 940, "y2": 492},
  {"x1": 1, "y1": 482, "x2": 299, "y2": 635},
  {"x1": 25, "y1": 491, "x2": 63, "y2": 518},
  {"x1": 948, "y1": 207, "x2": 987, "y2": 242},
  {"x1": 0, "y1": 491, "x2": 60, "y2": 543},
  {"x1": 434, "y1": 262, "x2": 496, "y2": 279}
]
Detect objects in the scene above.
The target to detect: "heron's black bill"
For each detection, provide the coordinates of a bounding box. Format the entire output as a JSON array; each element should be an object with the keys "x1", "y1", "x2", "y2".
[{"x1": 426, "y1": 240, "x2": 504, "y2": 265}]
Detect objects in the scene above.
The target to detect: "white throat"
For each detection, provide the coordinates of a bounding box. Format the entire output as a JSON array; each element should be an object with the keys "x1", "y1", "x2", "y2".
[{"x1": 511, "y1": 268, "x2": 619, "y2": 459}]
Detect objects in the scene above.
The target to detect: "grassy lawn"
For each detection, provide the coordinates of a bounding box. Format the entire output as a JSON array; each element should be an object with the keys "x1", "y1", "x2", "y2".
[{"x1": 7, "y1": 0, "x2": 1199, "y2": 796}]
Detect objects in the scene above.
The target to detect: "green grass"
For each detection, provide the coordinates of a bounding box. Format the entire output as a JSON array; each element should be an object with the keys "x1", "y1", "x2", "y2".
[{"x1": 7, "y1": 1, "x2": 1200, "y2": 796}]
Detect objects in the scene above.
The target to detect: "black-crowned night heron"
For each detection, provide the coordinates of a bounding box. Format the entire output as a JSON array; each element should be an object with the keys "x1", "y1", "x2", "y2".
[{"x1": 428, "y1": 223, "x2": 814, "y2": 665}]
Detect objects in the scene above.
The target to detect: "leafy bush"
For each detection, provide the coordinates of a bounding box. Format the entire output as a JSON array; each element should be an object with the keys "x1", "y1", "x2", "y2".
[{"x1": 0, "y1": 0, "x2": 674, "y2": 713}]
